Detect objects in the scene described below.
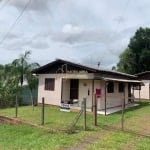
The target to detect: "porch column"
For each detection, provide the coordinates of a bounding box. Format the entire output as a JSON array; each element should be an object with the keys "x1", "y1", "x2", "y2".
[
  {"x1": 132, "y1": 85, "x2": 134, "y2": 102},
  {"x1": 61, "y1": 79, "x2": 63, "y2": 102},
  {"x1": 104, "y1": 81, "x2": 107, "y2": 116}
]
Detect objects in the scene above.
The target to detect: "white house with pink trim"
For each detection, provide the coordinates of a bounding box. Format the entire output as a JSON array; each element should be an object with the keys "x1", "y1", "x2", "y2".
[{"x1": 33, "y1": 59, "x2": 143, "y2": 113}]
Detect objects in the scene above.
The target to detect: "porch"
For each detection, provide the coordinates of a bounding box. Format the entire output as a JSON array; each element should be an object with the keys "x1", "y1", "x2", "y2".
[{"x1": 70, "y1": 102, "x2": 139, "y2": 115}]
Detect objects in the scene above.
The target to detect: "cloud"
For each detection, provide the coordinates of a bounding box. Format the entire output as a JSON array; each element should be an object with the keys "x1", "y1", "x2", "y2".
[
  {"x1": 62, "y1": 24, "x2": 83, "y2": 34},
  {"x1": 30, "y1": 40, "x2": 49, "y2": 50},
  {"x1": 52, "y1": 24, "x2": 95, "y2": 44},
  {"x1": 51, "y1": 23, "x2": 125, "y2": 46},
  {"x1": 9, "y1": 0, "x2": 50, "y2": 12}
]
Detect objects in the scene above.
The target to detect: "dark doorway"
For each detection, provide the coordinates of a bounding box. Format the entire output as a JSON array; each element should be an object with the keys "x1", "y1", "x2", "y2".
[{"x1": 70, "y1": 79, "x2": 79, "y2": 101}]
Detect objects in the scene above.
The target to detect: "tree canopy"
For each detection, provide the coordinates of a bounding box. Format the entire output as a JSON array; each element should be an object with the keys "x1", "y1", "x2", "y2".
[
  {"x1": 117, "y1": 27, "x2": 150, "y2": 74},
  {"x1": 0, "y1": 51, "x2": 39, "y2": 108}
]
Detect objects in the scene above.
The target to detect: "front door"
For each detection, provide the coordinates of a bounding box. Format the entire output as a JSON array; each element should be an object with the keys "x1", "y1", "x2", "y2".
[{"x1": 70, "y1": 79, "x2": 79, "y2": 101}]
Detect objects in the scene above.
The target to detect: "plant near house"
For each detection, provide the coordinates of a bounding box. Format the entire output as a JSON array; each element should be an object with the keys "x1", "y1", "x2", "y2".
[
  {"x1": 0, "y1": 51, "x2": 39, "y2": 108},
  {"x1": 0, "y1": 64, "x2": 20, "y2": 107},
  {"x1": 117, "y1": 27, "x2": 150, "y2": 74},
  {"x1": 12, "y1": 51, "x2": 40, "y2": 109}
]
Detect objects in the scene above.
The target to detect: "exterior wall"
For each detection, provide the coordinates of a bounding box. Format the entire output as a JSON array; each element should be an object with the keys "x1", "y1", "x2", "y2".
[
  {"x1": 62, "y1": 79, "x2": 70, "y2": 102},
  {"x1": 94, "y1": 80, "x2": 101, "y2": 109},
  {"x1": 38, "y1": 73, "x2": 94, "y2": 106},
  {"x1": 134, "y1": 80, "x2": 150, "y2": 100},
  {"x1": 79, "y1": 80, "x2": 93, "y2": 109},
  {"x1": 75, "y1": 79, "x2": 129, "y2": 110},
  {"x1": 38, "y1": 73, "x2": 129, "y2": 109},
  {"x1": 38, "y1": 74, "x2": 62, "y2": 106},
  {"x1": 98, "y1": 81, "x2": 128, "y2": 110}
]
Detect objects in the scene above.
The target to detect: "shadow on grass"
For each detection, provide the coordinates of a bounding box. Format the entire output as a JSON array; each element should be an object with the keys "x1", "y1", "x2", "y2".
[
  {"x1": 111, "y1": 101, "x2": 150, "y2": 115},
  {"x1": 100, "y1": 125, "x2": 150, "y2": 138}
]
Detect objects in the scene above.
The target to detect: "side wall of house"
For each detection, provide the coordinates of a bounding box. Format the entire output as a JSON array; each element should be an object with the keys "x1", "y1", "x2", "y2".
[
  {"x1": 134, "y1": 80, "x2": 150, "y2": 100},
  {"x1": 98, "y1": 81, "x2": 128, "y2": 110},
  {"x1": 37, "y1": 73, "x2": 129, "y2": 108},
  {"x1": 78, "y1": 79, "x2": 129, "y2": 110},
  {"x1": 38, "y1": 74, "x2": 62, "y2": 106}
]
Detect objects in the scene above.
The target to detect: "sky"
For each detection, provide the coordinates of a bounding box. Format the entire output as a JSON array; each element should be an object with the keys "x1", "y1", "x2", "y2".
[{"x1": 0, "y1": 0, "x2": 150, "y2": 69}]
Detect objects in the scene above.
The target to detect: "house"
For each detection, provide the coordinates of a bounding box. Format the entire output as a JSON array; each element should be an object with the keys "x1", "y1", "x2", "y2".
[
  {"x1": 133, "y1": 71, "x2": 150, "y2": 100},
  {"x1": 33, "y1": 59, "x2": 143, "y2": 113}
]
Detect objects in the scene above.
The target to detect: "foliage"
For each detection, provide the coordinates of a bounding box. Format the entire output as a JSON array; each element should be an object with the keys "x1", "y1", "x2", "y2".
[
  {"x1": 0, "y1": 64, "x2": 20, "y2": 107},
  {"x1": 0, "y1": 51, "x2": 39, "y2": 108},
  {"x1": 12, "y1": 51, "x2": 40, "y2": 107},
  {"x1": 117, "y1": 27, "x2": 150, "y2": 74}
]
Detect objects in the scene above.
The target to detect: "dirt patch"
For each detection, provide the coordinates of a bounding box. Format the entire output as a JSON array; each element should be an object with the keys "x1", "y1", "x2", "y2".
[
  {"x1": 59, "y1": 129, "x2": 110, "y2": 150},
  {"x1": 0, "y1": 116, "x2": 24, "y2": 125},
  {"x1": 0, "y1": 115, "x2": 40, "y2": 127}
]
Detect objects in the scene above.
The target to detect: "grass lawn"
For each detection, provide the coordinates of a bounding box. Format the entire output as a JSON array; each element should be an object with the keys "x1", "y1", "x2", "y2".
[{"x1": 0, "y1": 101, "x2": 150, "y2": 150}]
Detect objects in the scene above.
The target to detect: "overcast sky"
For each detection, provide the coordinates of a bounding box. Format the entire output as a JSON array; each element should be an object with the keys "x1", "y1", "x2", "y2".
[{"x1": 0, "y1": 0, "x2": 149, "y2": 69}]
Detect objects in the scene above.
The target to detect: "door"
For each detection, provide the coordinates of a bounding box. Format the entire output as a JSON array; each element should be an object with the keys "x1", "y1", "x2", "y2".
[{"x1": 70, "y1": 79, "x2": 79, "y2": 101}]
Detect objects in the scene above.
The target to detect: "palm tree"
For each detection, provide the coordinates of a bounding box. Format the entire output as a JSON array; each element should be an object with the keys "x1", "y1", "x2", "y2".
[
  {"x1": 25, "y1": 63, "x2": 39, "y2": 109},
  {"x1": 12, "y1": 51, "x2": 31, "y2": 86},
  {"x1": 12, "y1": 51, "x2": 40, "y2": 109}
]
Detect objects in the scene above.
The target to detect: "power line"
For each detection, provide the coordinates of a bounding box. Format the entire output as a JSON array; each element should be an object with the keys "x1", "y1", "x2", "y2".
[{"x1": 0, "y1": 0, "x2": 32, "y2": 45}]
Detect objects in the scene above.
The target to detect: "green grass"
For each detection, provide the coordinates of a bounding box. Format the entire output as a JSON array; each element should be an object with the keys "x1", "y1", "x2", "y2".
[
  {"x1": 0, "y1": 105, "x2": 124, "y2": 130},
  {"x1": 0, "y1": 125, "x2": 92, "y2": 150},
  {"x1": 0, "y1": 101, "x2": 150, "y2": 150},
  {"x1": 87, "y1": 131, "x2": 150, "y2": 150}
]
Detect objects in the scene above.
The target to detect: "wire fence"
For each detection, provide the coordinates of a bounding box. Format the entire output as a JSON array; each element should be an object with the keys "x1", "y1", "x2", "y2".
[{"x1": 0, "y1": 96, "x2": 149, "y2": 137}]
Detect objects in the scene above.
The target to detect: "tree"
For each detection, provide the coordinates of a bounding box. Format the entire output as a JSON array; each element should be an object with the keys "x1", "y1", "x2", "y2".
[
  {"x1": 0, "y1": 64, "x2": 19, "y2": 107},
  {"x1": 25, "y1": 63, "x2": 39, "y2": 110},
  {"x1": 0, "y1": 51, "x2": 39, "y2": 108},
  {"x1": 12, "y1": 51, "x2": 31, "y2": 86},
  {"x1": 12, "y1": 51, "x2": 40, "y2": 109},
  {"x1": 117, "y1": 27, "x2": 150, "y2": 74}
]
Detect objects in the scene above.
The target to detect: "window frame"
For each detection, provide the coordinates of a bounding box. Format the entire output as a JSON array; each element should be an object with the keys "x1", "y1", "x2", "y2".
[
  {"x1": 45, "y1": 78, "x2": 55, "y2": 91},
  {"x1": 118, "y1": 82, "x2": 124, "y2": 93},
  {"x1": 107, "y1": 82, "x2": 114, "y2": 93}
]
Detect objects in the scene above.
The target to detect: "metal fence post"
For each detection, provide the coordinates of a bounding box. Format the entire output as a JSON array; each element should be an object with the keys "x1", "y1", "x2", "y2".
[
  {"x1": 121, "y1": 88, "x2": 125, "y2": 131},
  {"x1": 83, "y1": 98, "x2": 86, "y2": 131},
  {"x1": 41, "y1": 97, "x2": 45, "y2": 125},
  {"x1": 93, "y1": 94, "x2": 97, "y2": 126}
]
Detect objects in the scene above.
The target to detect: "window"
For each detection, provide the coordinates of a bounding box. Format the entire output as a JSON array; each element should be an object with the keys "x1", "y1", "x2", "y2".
[
  {"x1": 132, "y1": 85, "x2": 141, "y2": 90},
  {"x1": 118, "y1": 82, "x2": 124, "y2": 92},
  {"x1": 45, "y1": 78, "x2": 55, "y2": 91},
  {"x1": 107, "y1": 82, "x2": 114, "y2": 93}
]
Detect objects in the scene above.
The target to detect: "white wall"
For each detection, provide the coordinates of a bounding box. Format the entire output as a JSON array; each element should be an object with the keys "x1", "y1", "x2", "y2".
[
  {"x1": 38, "y1": 74, "x2": 62, "y2": 106},
  {"x1": 98, "y1": 82, "x2": 128, "y2": 110},
  {"x1": 38, "y1": 73, "x2": 94, "y2": 106},
  {"x1": 77, "y1": 80, "x2": 129, "y2": 110},
  {"x1": 37, "y1": 73, "x2": 130, "y2": 109},
  {"x1": 79, "y1": 80, "x2": 93, "y2": 109},
  {"x1": 134, "y1": 80, "x2": 150, "y2": 100}
]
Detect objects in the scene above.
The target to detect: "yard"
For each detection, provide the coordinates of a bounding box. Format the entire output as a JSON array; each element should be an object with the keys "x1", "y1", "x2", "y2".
[{"x1": 0, "y1": 101, "x2": 150, "y2": 150}]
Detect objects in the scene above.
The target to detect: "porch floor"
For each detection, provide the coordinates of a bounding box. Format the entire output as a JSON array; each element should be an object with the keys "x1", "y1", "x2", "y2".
[
  {"x1": 70, "y1": 103, "x2": 139, "y2": 115},
  {"x1": 97, "y1": 103, "x2": 139, "y2": 115}
]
